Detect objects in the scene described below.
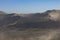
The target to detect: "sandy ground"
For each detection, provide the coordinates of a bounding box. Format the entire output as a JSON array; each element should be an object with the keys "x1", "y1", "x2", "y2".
[{"x1": 0, "y1": 28, "x2": 60, "y2": 40}]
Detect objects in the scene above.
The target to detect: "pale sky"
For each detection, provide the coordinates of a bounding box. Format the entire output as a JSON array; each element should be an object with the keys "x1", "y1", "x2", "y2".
[{"x1": 0, "y1": 0, "x2": 60, "y2": 13}]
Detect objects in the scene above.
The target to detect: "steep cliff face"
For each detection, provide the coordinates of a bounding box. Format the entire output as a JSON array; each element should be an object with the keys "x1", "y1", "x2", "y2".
[{"x1": 48, "y1": 10, "x2": 60, "y2": 21}]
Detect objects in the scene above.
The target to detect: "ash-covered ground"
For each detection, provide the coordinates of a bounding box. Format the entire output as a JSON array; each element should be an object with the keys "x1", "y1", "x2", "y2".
[{"x1": 0, "y1": 10, "x2": 60, "y2": 40}]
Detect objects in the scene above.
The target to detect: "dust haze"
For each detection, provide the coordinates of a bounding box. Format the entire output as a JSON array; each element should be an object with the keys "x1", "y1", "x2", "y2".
[{"x1": 0, "y1": 10, "x2": 60, "y2": 40}]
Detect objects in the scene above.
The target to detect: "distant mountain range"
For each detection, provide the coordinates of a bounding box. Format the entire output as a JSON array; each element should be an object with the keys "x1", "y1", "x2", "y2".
[{"x1": 0, "y1": 10, "x2": 60, "y2": 30}]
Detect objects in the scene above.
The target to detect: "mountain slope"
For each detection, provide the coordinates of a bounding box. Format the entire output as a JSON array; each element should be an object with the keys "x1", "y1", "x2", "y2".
[{"x1": 0, "y1": 10, "x2": 60, "y2": 30}]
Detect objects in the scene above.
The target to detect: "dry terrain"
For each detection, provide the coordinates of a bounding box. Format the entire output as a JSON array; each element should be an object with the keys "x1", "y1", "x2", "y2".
[{"x1": 0, "y1": 28, "x2": 60, "y2": 40}]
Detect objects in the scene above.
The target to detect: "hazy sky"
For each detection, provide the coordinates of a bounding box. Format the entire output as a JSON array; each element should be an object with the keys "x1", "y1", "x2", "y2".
[{"x1": 0, "y1": 0, "x2": 60, "y2": 13}]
